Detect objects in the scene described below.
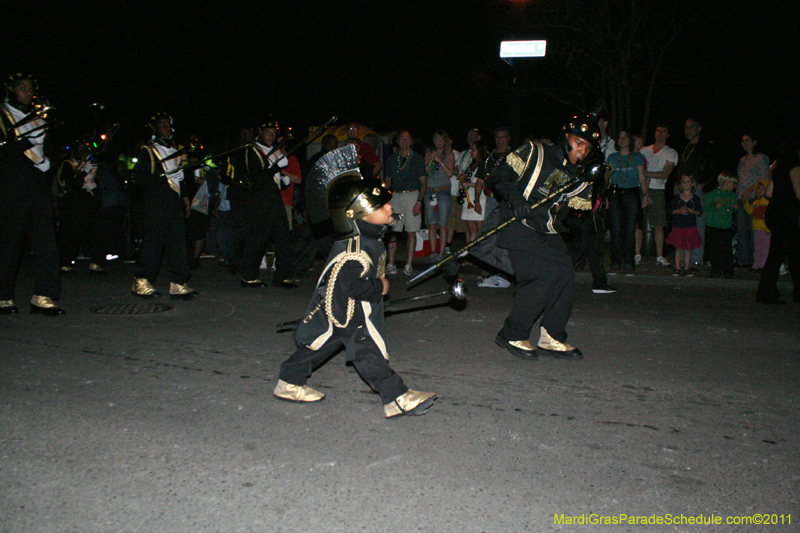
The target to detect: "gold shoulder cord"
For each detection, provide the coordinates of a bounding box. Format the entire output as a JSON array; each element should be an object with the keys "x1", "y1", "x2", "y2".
[{"x1": 324, "y1": 238, "x2": 372, "y2": 328}]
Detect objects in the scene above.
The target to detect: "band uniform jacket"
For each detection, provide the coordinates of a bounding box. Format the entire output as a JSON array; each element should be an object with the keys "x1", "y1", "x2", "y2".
[
  {"x1": 490, "y1": 141, "x2": 592, "y2": 251},
  {"x1": 295, "y1": 220, "x2": 389, "y2": 360}
]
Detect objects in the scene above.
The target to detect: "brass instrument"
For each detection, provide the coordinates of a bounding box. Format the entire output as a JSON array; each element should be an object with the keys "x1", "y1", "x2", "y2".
[
  {"x1": 0, "y1": 96, "x2": 59, "y2": 147},
  {"x1": 407, "y1": 174, "x2": 590, "y2": 288},
  {"x1": 233, "y1": 115, "x2": 338, "y2": 190},
  {"x1": 232, "y1": 133, "x2": 295, "y2": 189},
  {"x1": 58, "y1": 123, "x2": 121, "y2": 197}
]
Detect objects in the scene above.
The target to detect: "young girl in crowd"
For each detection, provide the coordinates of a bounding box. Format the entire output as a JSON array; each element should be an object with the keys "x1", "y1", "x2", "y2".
[
  {"x1": 703, "y1": 172, "x2": 739, "y2": 277},
  {"x1": 460, "y1": 141, "x2": 487, "y2": 243},
  {"x1": 666, "y1": 174, "x2": 703, "y2": 276},
  {"x1": 744, "y1": 179, "x2": 771, "y2": 270}
]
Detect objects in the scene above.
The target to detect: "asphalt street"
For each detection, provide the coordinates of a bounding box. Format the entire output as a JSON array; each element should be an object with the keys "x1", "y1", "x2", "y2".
[{"x1": 1, "y1": 257, "x2": 798, "y2": 533}]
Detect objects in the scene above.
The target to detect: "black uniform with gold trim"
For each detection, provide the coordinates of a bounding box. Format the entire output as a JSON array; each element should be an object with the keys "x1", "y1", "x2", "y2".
[
  {"x1": 0, "y1": 73, "x2": 63, "y2": 315},
  {"x1": 273, "y1": 146, "x2": 436, "y2": 418},
  {"x1": 130, "y1": 114, "x2": 196, "y2": 300},
  {"x1": 490, "y1": 116, "x2": 600, "y2": 361},
  {"x1": 230, "y1": 140, "x2": 294, "y2": 287}
]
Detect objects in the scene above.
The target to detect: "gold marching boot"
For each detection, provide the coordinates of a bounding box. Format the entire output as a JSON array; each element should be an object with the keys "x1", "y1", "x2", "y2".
[
  {"x1": 132, "y1": 278, "x2": 161, "y2": 299},
  {"x1": 240, "y1": 278, "x2": 266, "y2": 288},
  {"x1": 494, "y1": 333, "x2": 538, "y2": 360},
  {"x1": 384, "y1": 390, "x2": 437, "y2": 418},
  {"x1": 536, "y1": 327, "x2": 583, "y2": 360},
  {"x1": 30, "y1": 295, "x2": 65, "y2": 316},
  {"x1": 169, "y1": 282, "x2": 199, "y2": 300},
  {"x1": 88, "y1": 262, "x2": 105, "y2": 275},
  {"x1": 273, "y1": 379, "x2": 325, "y2": 403},
  {"x1": 0, "y1": 299, "x2": 19, "y2": 315}
]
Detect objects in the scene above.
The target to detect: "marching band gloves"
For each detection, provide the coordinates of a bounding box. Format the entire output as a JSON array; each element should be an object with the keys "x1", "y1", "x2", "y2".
[{"x1": 513, "y1": 203, "x2": 533, "y2": 219}]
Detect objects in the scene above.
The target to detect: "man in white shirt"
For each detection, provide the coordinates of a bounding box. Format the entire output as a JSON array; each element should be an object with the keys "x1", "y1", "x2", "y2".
[{"x1": 640, "y1": 124, "x2": 678, "y2": 266}]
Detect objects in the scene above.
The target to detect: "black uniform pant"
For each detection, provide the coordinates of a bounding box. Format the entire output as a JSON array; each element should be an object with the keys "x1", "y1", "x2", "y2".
[
  {"x1": 291, "y1": 223, "x2": 334, "y2": 277},
  {"x1": 134, "y1": 203, "x2": 190, "y2": 284},
  {"x1": 58, "y1": 201, "x2": 106, "y2": 267},
  {"x1": 500, "y1": 233, "x2": 574, "y2": 343},
  {"x1": 279, "y1": 329, "x2": 408, "y2": 405},
  {"x1": 240, "y1": 202, "x2": 293, "y2": 282},
  {"x1": 97, "y1": 204, "x2": 128, "y2": 258},
  {"x1": 0, "y1": 192, "x2": 60, "y2": 300},
  {"x1": 756, "y1": 224, "x2": 800, "y2": 302}
]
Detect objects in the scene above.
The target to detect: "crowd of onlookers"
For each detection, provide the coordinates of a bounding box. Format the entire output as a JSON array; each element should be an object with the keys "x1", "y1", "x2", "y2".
[{"x1": 56, "y1": 116, "x2": 800, "y2": 304}]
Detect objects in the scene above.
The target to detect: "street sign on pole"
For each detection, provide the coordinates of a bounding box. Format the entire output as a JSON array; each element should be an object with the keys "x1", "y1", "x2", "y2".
[{"x1": 499, "y1": 40, "x2": 547, "y2": 66}]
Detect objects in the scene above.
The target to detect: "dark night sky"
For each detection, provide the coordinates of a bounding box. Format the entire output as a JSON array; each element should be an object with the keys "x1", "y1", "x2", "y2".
[{"x1": 4, "y1": 0, "x2": 797, "y2": 165}]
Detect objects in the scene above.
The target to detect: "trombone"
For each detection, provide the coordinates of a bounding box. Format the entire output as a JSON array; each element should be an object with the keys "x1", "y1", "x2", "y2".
[{"x1": 0, "y1": 98, "x2": 59, "y2": 147}]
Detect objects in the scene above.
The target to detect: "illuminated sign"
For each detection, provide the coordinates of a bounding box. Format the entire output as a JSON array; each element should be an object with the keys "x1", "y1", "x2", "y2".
[{"x1": 499, "y1": 40, "x2": 547, "y2": 59}]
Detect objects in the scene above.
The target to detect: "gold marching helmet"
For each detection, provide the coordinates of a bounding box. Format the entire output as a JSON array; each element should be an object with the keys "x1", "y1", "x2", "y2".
[
  {"x1": 327, "y1": 172, "x2": 392, "y2": 240},
  {"x1": 306, "y1": 144, "x2": 392, "y2": 240}
]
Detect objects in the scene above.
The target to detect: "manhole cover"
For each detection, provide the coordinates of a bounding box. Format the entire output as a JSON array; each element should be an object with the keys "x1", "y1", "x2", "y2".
[{"x1": 89, "y1": 303, "x2": 174, "y2": 315}]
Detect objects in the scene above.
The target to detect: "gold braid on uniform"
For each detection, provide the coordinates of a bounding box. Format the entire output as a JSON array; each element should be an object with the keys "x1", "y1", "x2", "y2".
[
  {"x1": 567, "y1": 196, "x2": 592, "y2": 210},
  {"x1": 324, "y1": 253, "x2": 371, "y2": 328}
]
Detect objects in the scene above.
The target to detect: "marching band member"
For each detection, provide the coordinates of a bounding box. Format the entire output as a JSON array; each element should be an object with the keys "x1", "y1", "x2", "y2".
[
  {"x1": 56, "y1": 138, "x2": 105, "y2": 275},
  {"x1": 490, "y1": 111, "x2": 602, "y2": 361},
  {"x1": 0, "y1": 73, "x2": 64, "y2": 316},
  {"x1": 130, "y1": 113, "x2": 198, "y2": 300},
  {"x1": 234, "y1": 121, "x2": 296, "y2": 288},
  {"x1": 274, "y1": 145, "x2": 436, "y2": 418}
]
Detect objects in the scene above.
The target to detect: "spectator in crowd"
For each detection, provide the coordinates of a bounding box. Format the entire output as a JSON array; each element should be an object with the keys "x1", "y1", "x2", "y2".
[
  {"x1": 632, "y1": 133, "x2": 647, "y2": 264},
  {"x1": 640, "y1": 124, "x2": 678, "y2": 268},
  {"x1": 736, "y1": 133, "x2": 770, "y2": 267},
  {"x1": 597, "y1": 114, "x2": 617, "y2": 158},
  {"x1": 666, "y1": 174, "x2": 703, "y2": 277},
  {"x1": 565, "y1": 177, "x2": 616, "y2": 294},
  {"x1": 756, "y1": 139, "x2": 800, "y2": 304},
  {"x1": 454, "y1": 128, "x2": 481, "y2": 176},
  {"x1": 423, "y1": 130, "x2": 455, "y2": 261},
  {"x1": 346, "y1": 122, "x2": 382, "y2": 178},
  {"x1": 281, "y1": 141, "x2": 302, "y2": 232},
  {"x1": 459, "y1": 141, "x2": 487, "y2": 243},
  {"x1": 606, "y1": 130, "x2": 648, "y2": 275},
  {"x1": 676, "y1": 118, "x2": 717, "y2": 272},
  {"x1": 446, "y1": 136, "x2": 467, "y2": 254},
  {"x1": 743, "y1": 180, "x2": 770, "y2": 270},
  {"x1": 476, "y1": 127, "x2": 513, "y2": 288},
  {"x1": 703, "y1": 172, "x2": 739, "y2": 278},
  {"x1": 632, "y1": 134, "x2": 645, "y2": 153},
  {"x1": 385, "y1": 130, "x2": 426, "y2": 276}
]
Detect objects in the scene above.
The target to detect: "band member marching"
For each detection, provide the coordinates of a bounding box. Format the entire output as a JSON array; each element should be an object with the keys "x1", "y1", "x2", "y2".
[
  {"x1": 274, "y1": 145, "x2": 437, "y2": 418},
  {"x1": 0, "y1": 73, "x2": 64, "y2": 316},
  {"x1": 56, "y1": 137, "x2": 105, "y2": 275},
  {"x1": 130, "y1": 113, "x2": 198, "y2": 300},
  {"x1": 233, "y1": 121, "x2": 296, "y2": 288},
  {"x1": 490, "y1": 110, "x2": 604, "y2": 361}
]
